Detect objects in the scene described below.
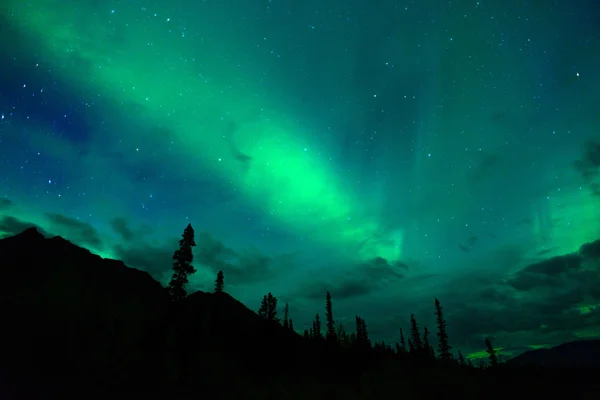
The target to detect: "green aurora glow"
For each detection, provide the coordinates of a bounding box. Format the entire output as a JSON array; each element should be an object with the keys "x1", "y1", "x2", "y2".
[{"x1": 1, "y1": 0, "x2": 600, "y2": 358}]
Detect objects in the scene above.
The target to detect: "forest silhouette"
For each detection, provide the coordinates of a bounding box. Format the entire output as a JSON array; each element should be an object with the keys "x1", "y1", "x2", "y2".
[{"x1": 0, "y1": 223, "x2": 599, "y2": 399}]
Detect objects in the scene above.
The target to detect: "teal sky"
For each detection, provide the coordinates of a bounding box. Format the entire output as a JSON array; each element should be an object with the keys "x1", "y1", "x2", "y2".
[{"x1": 1, "y1": 0, "x2": 599, "y2": 359}]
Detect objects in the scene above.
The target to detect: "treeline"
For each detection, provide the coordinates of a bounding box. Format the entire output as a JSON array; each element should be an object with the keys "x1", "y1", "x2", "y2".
[{"x1": 165, "y1": 223, "x2": 500, "y2": 368}]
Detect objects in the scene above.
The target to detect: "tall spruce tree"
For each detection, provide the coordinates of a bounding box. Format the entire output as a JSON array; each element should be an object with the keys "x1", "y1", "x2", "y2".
[
  {"x1": 435, "y1": 298, "x2": 452, "y2": 361},
  {"x1": 485, "y1": 337, "x2": 498, "y2": 367},
  {"x1": 325, "y1": 291, "x2": 336, "y2": 341},
  {"x1": 289, "y1": 318, "x2": 294, "y2": 332},
  {"x1": 409, "y1": 314, "x2": 422, "y2": 352},
  {"x1": 214, "y1": 270, "x2": 224, "y2": 293},
  {"x1": 167, "y1": 224, "x2": 196, "y2": 302}
]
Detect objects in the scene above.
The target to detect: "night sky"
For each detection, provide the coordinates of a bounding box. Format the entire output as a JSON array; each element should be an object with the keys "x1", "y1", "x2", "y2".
[{"x1": 1, "y1": 0, "x2": 600, "y2": 359}]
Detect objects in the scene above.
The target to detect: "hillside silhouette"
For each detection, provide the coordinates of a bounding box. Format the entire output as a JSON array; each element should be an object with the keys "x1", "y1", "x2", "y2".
[{"x1": 1, "y1": 226, "x2": 599, "y2": 399}]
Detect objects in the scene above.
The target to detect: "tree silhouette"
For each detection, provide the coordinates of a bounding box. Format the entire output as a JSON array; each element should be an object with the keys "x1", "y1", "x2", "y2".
[
  {"x1": 458, "y1": 350, "x2": 466, "y2": 366},
  {"x1": 214, "y1": 270, "x2": 224, "y2": 293},
  {"x1": 167, "y1": 223, "x2": 196, "y2": 302},
  {"x1": 355, "y1": 316, "x2": 370, "y2": 348},
  {"x1": 435, "y1": 298, "x2": 452, "y2": 361},
  {"x1": 325, "y1": 291, "x2": 336, "y2": 341},
  {"x1": 258, "y1": 293, "x2": 279, "y2": 322},
  {"x1": 485, "y1": 337, "x2": 498, "y2": 367},
  {"x1": 258, "y1": 295, "x2": 268, "y2": 318},
  {"x1": 289, "y1": 318, "x2": 294, "y2": 332},
  {"x1": 266, "y1": 293, "x2": 278, "y2": 322},
  {"x1": 360, "y1": 318, "x2": 369, "y2": 347},
  {"x1": 422, "y1": 327, "x2": 434, "y2": 358},
  {"x1": 409, "y1": 314, "x2": 422, "y2": 353},
  {"x1": 313, "y1": 313, "x2": 322, "y2": 338},
  {"x1": 283, "y1": 302, "x2": 289, "y2": 329},
  {"x1": 399, "y1": 328, "x2": 406, "y2": 353}
]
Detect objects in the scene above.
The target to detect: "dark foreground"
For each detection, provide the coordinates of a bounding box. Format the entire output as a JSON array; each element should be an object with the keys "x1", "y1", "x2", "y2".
[{"x1": 1, "y1": 228, "x2": 599, "y2": 399}]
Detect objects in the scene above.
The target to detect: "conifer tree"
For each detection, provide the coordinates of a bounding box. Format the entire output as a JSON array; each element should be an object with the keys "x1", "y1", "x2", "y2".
[
  {"x1": 409, "y1": 314, "x2": 422, "y2": 352},
  {"x1": 360, "y1": 318, "x2": 370, "y2": 347},
  {"x1": 289, "y1": 318, "x2": 294, "y2": 332},
  {"x1": 258, "y1": 295, "x2": 268, "y2": 317},
  {"x1": 313, "y1": 313, "x2": 322, "y2": 338},
  {"x1": 399, "y1": 328, "x2": 406, "y2": 352},
  {"x1": 325, "y1": 291, "x2": 336, "y2": 341},
  {"x1": 283, "y1": 302, "x2": 290, "y2": 329},
  {"x1": 408, "y1": 339, "x2": 415, "y2": 353},
  {"x1": 355, "y1": 316, "x2": 363, "y2": 342},
  {"x1": 303, "y1": 329, "x2": 310, "y2": 338},
  {"x1": 355, "y1": 316, "x2": 370, "y2": 348},
  {"x1": 214, "y1": 270, "x2": 224, "y2": 293},
  {"x1": 458, "y1": 350, "x2": 466, "y2": 366},
  {"x1": 258, "y1": 293, "x2": 279, "y2": 322},
  {"x1": 167, "y1": 224, "x2": 196, "y2": 302},
  {"x1": 423, "y1": 327, "x2": 434, "y2": 357},
  {"x1": 266, "y1": 293, "x2": 278, "y2": 322},
  {"x1": 485, "y1": 337, "x2": 498, "y2": 367},
  {"x1": 435, "y1": 298, "x2": 452, "y2": 361}
]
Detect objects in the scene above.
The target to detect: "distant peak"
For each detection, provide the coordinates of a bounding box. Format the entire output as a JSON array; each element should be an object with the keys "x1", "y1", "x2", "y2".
[{"x1": 16, "y1": 226, "x2": 45, "y2": 239}]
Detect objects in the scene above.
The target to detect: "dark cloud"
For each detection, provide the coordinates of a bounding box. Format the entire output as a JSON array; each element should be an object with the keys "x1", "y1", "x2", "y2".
[
  {"x1": 439, "y1": 246, "x2": 600, "y2": 355},
  {"x1": 195, "y1": 232, "x2": 237, "y2": 271},
  {"x1": 232, "y1": 250, "x2": 272, "y2": 283},
  {"x1": 0, "y1": 198, "x2": 13, "y2": 209},
  {"x1": 299, "y1": 256, "x2": 406, "y2": 301},
  {"x1": 507, "y1": 254, "x2": 583, "y2": 290},
  {"x1": 579, "y1": 238, "x2": 600, "y2": 259},
  {"x1": 522, "y1": 253, "x2": 582, "y2": 275},
  {"x1": 111, "y1": 217, "x2": 134, "y2": 242},
  {"x1": 113, "y1": 241, "x2": 175, "y2": 281},
  {"x1": 195, "y1": 232, "x2": 275, "y2": 284},
  {"x1": 301, "y1": 279, "x2": 373, "y2": 302},
  {"x1": 0, "y1": 215, "x2": 45, "y2": 237},
  {"x1": 365, "y1": 256, "x2": 407, "y2": 279},
  {"x1": 45, "y1": 213, "x2": 102, "y2": 248}
]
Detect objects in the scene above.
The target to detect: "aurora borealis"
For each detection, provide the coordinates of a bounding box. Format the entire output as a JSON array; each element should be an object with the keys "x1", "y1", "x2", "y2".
[{"x1": 1, "y1": 0, "x2": 599, "y2": 358}]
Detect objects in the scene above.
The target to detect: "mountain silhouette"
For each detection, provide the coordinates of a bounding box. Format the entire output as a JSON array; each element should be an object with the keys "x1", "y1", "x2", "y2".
[
  {"x1": 1, "y1": 227, "x2": 599, "y2": 399},
  {"x1": 507, "y1": 340, "x2": 600, "y2": 367}
]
